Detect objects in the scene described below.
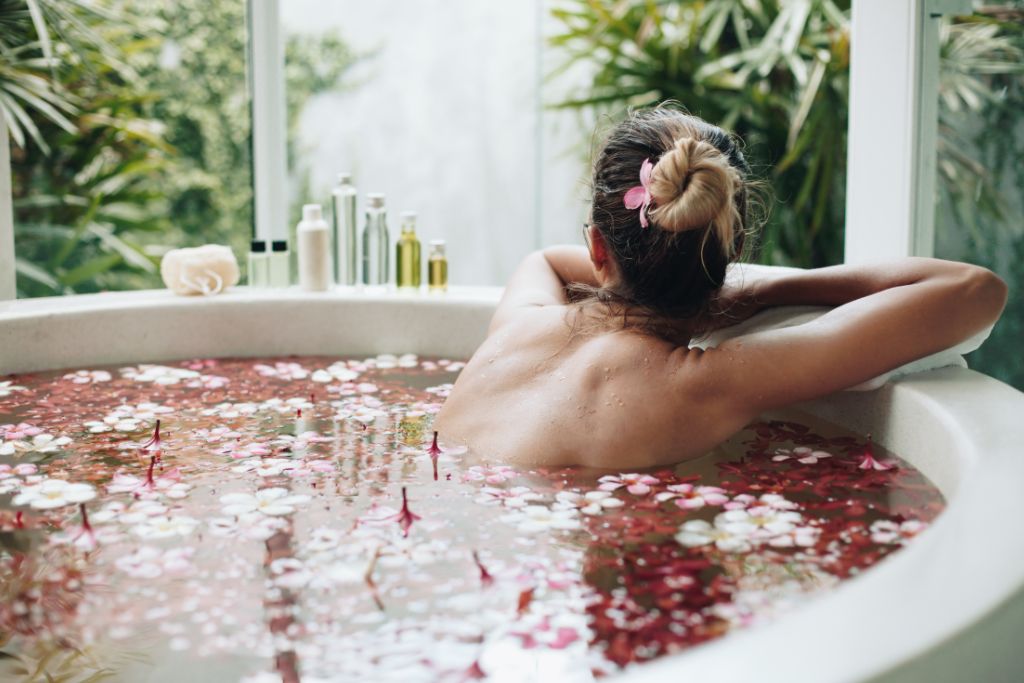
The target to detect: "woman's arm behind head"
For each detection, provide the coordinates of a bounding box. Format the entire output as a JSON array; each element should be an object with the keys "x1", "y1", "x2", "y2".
[{"x1": 673, "y1": 257, "x2": 1008, "y2": 419}]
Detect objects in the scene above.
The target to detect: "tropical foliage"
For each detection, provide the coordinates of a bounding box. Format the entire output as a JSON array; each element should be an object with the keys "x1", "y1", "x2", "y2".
[{"x1": 5, "y1": 0, "x2": 354, "y2": 297}]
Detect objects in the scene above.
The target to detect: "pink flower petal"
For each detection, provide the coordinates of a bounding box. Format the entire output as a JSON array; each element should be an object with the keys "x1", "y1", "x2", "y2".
[
  {"x1": 623, "y1": 186, "x2": 647, "y2": 210},
  {"x1": 639, "y1": 158, "x2": 653, "y2": 186}
]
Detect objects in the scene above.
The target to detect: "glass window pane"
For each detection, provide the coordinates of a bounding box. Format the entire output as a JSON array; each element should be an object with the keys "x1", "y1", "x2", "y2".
[
  {"x1": 281, "y1": 0, "x2": 576, "y2": 286},
  {"x1": 9, "y1": 0, "x2": 251, "y2": 297},
  {"x1": 934, "y1": 5, "x2": 1024, "y2": 390}
]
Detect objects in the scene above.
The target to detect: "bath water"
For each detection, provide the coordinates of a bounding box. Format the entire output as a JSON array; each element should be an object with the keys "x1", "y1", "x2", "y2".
[{"x1": 0, "y1": 356, "x2": 943, "y2": 682}]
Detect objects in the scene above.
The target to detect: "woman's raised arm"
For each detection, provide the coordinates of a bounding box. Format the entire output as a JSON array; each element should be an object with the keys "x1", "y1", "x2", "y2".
[
  {"x1": 488, "y1": 246, "x2": 597, "y2": 333},
  {"x1": 678, "y1": 257, "x2": 1008, "y2": 418}
]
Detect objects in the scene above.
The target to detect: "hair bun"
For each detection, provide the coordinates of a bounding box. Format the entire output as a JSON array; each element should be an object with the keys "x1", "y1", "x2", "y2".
[{"x1": 648, "y1": 136, "x2": 741, "y2": 253}]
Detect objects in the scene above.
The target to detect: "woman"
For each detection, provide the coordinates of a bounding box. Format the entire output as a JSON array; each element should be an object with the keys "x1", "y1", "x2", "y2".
[{"x1": 435, "y1": 107, "x2": 1007, "y2": 469}]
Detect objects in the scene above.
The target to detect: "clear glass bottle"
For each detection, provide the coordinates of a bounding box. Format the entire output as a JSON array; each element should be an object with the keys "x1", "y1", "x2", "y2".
[
  {"x1": 331, "y1": 173, "x2": 358, "y2": 285},
  {"x1": 361, "y1": 193, "x2": 389, "y2": 286},
  {"x1": 395, "y1": 211, "x2": 422, "y2": 289},
  {"x1": 428, "y1": 239, "x2": 448, "y2": 292}
]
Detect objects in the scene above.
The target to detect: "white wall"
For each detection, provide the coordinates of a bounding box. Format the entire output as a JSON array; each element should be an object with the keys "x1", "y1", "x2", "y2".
[{"x1": 281, "y1": 0, "x2": 590, "y2": 286}]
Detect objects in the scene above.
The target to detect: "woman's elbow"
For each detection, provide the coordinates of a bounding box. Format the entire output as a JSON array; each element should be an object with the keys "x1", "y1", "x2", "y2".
[{"x1": 962, "y1": 264, "x2": 1009, "y2": 323}]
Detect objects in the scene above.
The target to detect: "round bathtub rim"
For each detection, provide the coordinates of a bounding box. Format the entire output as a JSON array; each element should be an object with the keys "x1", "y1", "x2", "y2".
[{"x1": 2, "y1": 287, "x2": 1023, "y2": 683}]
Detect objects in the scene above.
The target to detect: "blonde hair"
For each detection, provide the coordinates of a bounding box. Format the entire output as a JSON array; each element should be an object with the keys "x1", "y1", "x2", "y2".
[
  {"x1": 570, "y1": 106, "x2": 758, "y2": 344},
  {"x1": 648, "y1": 136, "x2": 743, "y2": 257}
]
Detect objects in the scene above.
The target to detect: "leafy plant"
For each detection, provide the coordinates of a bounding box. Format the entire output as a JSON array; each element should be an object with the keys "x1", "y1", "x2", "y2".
[
  {"x1": 549, "y1": 0, "x2": 851, "y2": 266},
  {"x1": 8, "y1": 0, "x2": 355, "y2": 297}
]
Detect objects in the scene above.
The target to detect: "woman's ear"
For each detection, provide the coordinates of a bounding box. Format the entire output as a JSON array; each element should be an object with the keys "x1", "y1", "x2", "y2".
[{"x1": 588, "y1": 225, "x2": 609, "y2": 268}]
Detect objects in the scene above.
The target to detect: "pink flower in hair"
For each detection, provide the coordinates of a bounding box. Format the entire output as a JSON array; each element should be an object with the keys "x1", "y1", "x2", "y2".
[{"x1": 623, "y1": 158, "x2": 654, "y2": 228}]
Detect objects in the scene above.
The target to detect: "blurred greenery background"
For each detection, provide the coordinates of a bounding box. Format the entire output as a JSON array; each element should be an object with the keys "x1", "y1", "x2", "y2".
[
  {"x1": 2, "y1": 0, "x2": 352, "y2": 295},
  {"x1": 1, "y1": 0, "x2": 1022, "y2": 388}
]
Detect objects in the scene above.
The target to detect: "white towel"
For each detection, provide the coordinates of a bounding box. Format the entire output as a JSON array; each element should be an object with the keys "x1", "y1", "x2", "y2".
[{"x1": 692, "y1": 305, "x2": 992, "y2": 391}]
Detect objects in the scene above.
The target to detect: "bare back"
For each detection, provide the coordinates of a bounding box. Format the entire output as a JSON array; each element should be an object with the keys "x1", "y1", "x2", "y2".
[{"x1": 434, "y1": 305, "x2": 745, "y2": 468}]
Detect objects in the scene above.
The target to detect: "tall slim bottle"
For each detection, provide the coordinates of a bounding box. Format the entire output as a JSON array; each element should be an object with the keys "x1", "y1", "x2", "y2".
[
  {"x1": 361, "y1": 193, "x2": 389, "y2": 286},
  {"x1": 395, "y1": 211, "x2": 421, "y2": 289},
  {"x1": 331, "y1": 173, "x2": 358, "y2": 285}
]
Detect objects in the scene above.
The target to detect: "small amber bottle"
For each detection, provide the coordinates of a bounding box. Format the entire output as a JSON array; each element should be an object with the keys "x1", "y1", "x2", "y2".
[
  {"x1": 428, "y1": 239, "x2": 448, "y2": 292},
  {"x1": 395, "y1": 211, "x2": 422, "y2": 289}
]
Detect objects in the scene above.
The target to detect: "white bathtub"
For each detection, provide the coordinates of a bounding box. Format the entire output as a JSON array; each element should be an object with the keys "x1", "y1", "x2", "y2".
[{"x1": 2, "y1": 287, "x2": 1022, "y2": 683}]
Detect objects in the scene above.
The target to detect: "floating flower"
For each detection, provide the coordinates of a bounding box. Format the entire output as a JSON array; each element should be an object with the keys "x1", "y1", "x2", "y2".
[
  {"x1": 869, "y1": 519, "x2": 927, "y2": 544},
  {"x1": 85, "y1": 402, "x2": 172, "y2": 433},
  {"x1": 675, "y1": 519, "x2": 752, "y2": 553},
  {"x1": 192, "y1": 426, "x2": 241, "y2": 443},
  {"x1": 598, "y1": 473, "x2": 659, "y2": 495},
  {"x1": 217, "y1": 441, "x2": 272, "y2": 459},
  {"x1": 387, "y1": 487, "x2": 421, "y2": 537},
  {"x1": 107, "y1": 463, "x2": 190, "y2": 499},
  {"x1": 253, "y1": 361, "x2": 308, "y2": 381},
  {"x1": 716, "y1": 506, "x2": 805, "y2": 543},
  {"x1": 858, "y1": 452, "x2": 894, "y2": 471},
  {"x1": 200, "y1": 402, "x2": 261, "y2": 419},
  {"x1": 120, "y1": 364, "x2": 201, "y2": 385},
  {"x1": 115, "y1": 546, "x2": 194, "y2": 578},
  {"x1": 472, "y1": 550, "x2": 495, "y2": 587},
  {"x1": 425, "y1": 383, "x2": 454, "y2": 398},
  {"x1": 0, "y1": 432, "x2": 71, "y2": 457},
  {"x1": 463, "y1": 465, "x2": 517, "y2": 484},
  {"x1": 724, "y1": 493, "x2": 798, "y2": 511},
  {"x1": 0, "y1": 423, "x2": 43, "y2": 440},
  {"x1": 184, "y1": 374, "x2": 229, "y2": 389},
  {"x1": 767, "y1": 525, "x2": 820, "y2": 548},
  {"x1": 772, "y1": 446, "x2": 832, "y2": 464},
  {"x1": 260, "y1": 397, "x2": 313, "y2": 415},
  {"x1": 52, "y1": 503, "x2": 106, "y2": 551},
  {"x1": 130, "y1": 515, "x2": 199, "y2": 539},
  {"x1": 555, "y1": 490, "x2": 624, "y2": 515},
  {"x1": 476, "y1": 486, "x2": 544, "y2": 508},
  {"x1": 219, "y1": 488, "x2": 311, "y2": 517},
  {"x1": 311, "y1": 361, "x2": 361, "y2": 383},
  {"x1": 503, "y1": 505, "x2": 581, "y2": 534},
  {"x1": 13, "y1": 479, "x2": 97, "y2": 509},
  {"x1": 655, "y1": 484, "x2": 729, "y2": 509},
  {"x1": 62, "y1": 370, "x2": 112, "y2": 384},
  {"x1": 0, "y1": 380, "x2": 27, "y2": 396},
  {"x1": 231, "y1": 457, "x2": 302, "y2": 478}
]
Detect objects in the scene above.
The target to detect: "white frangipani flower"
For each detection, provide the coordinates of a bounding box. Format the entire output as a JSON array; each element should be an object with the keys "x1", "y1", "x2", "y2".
[
  {"x1": 675, "y1": 519, "x2": 752, "y2": 553},
  {"x1": 555, "y1": 490, "x2": 625, "y2": 515},
  {"x1": 85, "y1": 402, "x2": 172, "y2": 433},
  {"x1": 121, "y1": 364, "x2": 200, "y2": 385},
  {"x1": 220, "y1": 488, "x2": 311, "y2": 517},
  {"x1": 0, "y1": 432, "x2": 71, "y2": 456},
  {"x1": 12, "y1": 479, "x2": 96, "y2": 509},
  {"x1": 63, "y1": 370, "x2": 112, "y2": 384},
  {"x1": 0, "y1": 380, "x2": 27, "y2": 396},
  {"x1": 503, "y1": 505, "x2": 581, "y2": 533},
  {"x1": 131, "y1": 515, "x2": 199, "y2": 539}
]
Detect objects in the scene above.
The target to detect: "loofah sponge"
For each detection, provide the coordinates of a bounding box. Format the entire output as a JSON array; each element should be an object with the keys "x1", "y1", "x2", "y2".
[{"x1": 160, "y1": 245, "x2": 240, "y2": 296}]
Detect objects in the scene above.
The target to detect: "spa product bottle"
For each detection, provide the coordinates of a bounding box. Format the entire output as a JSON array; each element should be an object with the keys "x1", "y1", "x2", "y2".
[
  {"x1": 248, "y1": 240, "x2": 269, "y2": 287},
  {"x1": 331, "y1": 173, "x2": 358, "y2": 285},
  {"x1": 395, "y1": 211, "x2": 422, "y2": 289},
  {"x1": 297, "y1": 204, "x2": 332, "y2": 291},
  {"x1": 428, "y1": 239, "x2": 448, "y2": 292},
  {"x1": 269, "y1": 240, "x2": 290, "y2": 287},
  {"x1": 362, "y1": 193, "x2": 389, "y2": 286}
]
